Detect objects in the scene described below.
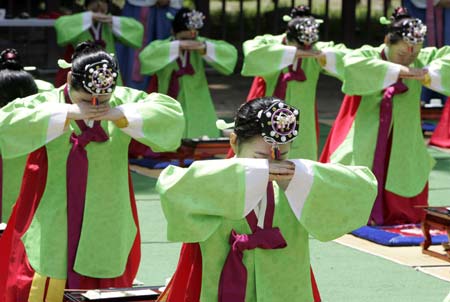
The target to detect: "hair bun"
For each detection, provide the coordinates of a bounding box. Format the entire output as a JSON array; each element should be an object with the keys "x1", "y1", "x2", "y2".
[
  {"x1": 290, "y1": 5, "x2": 312, "y2": 18},
  {"x1": 391, "y1": 7, "x2": 411, "y2": 21},
  {"x1": 72, "y1": 41, "x2": 104, "y2": 61},
  {"x1": 0, "y1": 48, "x2": 23, "y2": 71}
]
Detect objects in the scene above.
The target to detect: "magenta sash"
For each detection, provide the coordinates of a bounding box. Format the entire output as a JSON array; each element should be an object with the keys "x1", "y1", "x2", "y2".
[
  {"x1": 273, "y1": 59, "x2": 307, "y2": 100},
  {"x1": 64, "y1": 87, "x2": 109, "y2": 288},
  {"x1": 167, "y1": 51, "x2": 195, "y2": 98},
  {"x1": 369, "y1": 50, "x2": 408, "y2": 225},
  {"x1": 218, "y1": 182, "x2": 287, "y2": 302}
]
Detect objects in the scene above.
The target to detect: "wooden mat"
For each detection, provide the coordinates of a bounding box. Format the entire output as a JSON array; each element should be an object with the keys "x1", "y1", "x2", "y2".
[{"x1": 334, "y1": 234, "x2": 450, "y2": 281}]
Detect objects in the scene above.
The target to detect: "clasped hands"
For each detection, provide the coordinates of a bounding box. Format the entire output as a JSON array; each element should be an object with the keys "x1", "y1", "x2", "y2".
[{"x1": 67, "y1": 102, "x2": 124, "y2": 121}]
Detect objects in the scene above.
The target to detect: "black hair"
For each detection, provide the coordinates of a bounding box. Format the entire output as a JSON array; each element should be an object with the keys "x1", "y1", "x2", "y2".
[
  {"x1": 0, "y1": 48, "x2": 37, "y2": 107},
  {"x1": 0, "y1": 48, "x2": 23, "y2": 71},
  {"x1": 386, "y1": 7, "x2": 415, "y2": 44},
  {"x1": 70, "y1": 41, "x2": 118, "y2": 93},
  {"x1": 288, "y1": 5, "x2": 312, "y2": 18},
  {"x1": 172, "y1": 8, "x2": 192, "y2": 34},
  {"x1": 234, "y1": 97, "x2": 281, "y2": 144},
  {"x1": 85, "y1": 0, "x2": 111, "y2": 10}
]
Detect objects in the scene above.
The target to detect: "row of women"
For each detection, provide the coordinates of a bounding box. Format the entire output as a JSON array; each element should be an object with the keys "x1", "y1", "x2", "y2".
[{"x1": 0, "y1": 1, "x2": 449, "y2": 301}]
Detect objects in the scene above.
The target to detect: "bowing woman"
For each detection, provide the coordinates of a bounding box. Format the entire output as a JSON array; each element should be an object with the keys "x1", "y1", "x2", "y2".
[
  {"x1": 0, "y1": 42, "x2": 184, "y2": 301},
  {"x1": 157, "y1": 97, "x2": 377, "y2": 302},
  {"x1": 321, "y1": 7, "x2": 450, "y2": 225},
  {"x1": 241, "y1": 5, "x2": 350, "y2": 160}
]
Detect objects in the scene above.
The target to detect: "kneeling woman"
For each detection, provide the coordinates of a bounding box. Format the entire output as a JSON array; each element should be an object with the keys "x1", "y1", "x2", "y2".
[
  {"x1": 0, "y1": 42, "x2": 184, "y2": 301},
  {"x1": 157, "y1": 97, "x2": 377, "y2": 302}
]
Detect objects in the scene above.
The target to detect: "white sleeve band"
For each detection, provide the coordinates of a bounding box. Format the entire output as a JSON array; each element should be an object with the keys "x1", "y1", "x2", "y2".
[
  {"x1": 279, "y1": 46, "x2": 297, "y2": 69},
  {"x1": 322, "y1": 48, "x2": 337, "y2": 75},
  {"x1": 170, "y1": 0, "x2": 183, "y2": 8},
  {"x1": 233, "y1": 158, "x2": 269, "y2": 217},
  {"x1": 115, "y1": 104, "x2": 144, "y2": 138},
  {"x1": 128, "y1": 0, "x2": 157, "y2": 6},
  {"x1": 382, "y1": 63, "x2": 402, "y2": 89},
  {"x1": 46, "y1": 103, "x2": 69, "y2": 143},
  {"x1": 426, "y1": 64, "x2": 443, "y2": 93},
  {"x1": 82, "y1": 12, "x2": 93, "y2": 31},
  {"x1": 203, "y1": 41, "x2": 216, "y2": 63},
  {"x1": 112, "y1": 16, "x2": 121, "y2": 37},
  {"x1": 169, "y1": 41, "x2": 180, "y2": 62},
  {"x1": 285, "y1": 159, "x2": 315, "y2": 220}
]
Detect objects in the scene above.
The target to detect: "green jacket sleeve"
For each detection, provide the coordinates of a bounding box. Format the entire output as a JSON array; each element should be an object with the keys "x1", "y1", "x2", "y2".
[
  {"x1": 111, "y1": 16, "x2": 144, "y2": 49},
  {"x1": 0, "y1": 90, "x2": 68, "y2": 159},
  {"x1": 139, "y1": 39, "x2": 180, "y2": 75},
  {"x1": 55, "y1": 12, "x2": 93, "y2": 46},
  {"x1": 157, "y1": 158, "x2": 269, "y2": 242},
  {"x1": 416, "y1": 46, "x2": 450, "y2": 96},
  {"x1": 35, "y1": 79, "x2": 55, "y2": 92},
  {"x1": 200, "y1": 37, "x2": 238, "y2": 75},
  {"x1": 241, "y1": 35, "x2": 297, "y2": 76},
  {"x1": 342, "y1": 45, "x2": 403, "y2": 95},
  {"x1": 111, "y1": 87, "x2": 185, "y2": 152},
  {"x1": 284, "y1": 159, "x2": 377, "y2": 241},
  {"x1": 316, "y1": 42, "x2": 351, "y2": 81}
]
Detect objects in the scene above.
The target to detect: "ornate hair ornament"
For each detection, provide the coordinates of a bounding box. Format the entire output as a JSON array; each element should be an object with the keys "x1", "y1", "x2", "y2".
[
  {"x1": 287, "y1": 17, "x2": 322, "y2": 45},
  {"x1": 400, "y1": 18, "x2": 427, "y2": 44},
  {"x1": 258, "y1": 101, "x2": 299, "y2": 145},
  {"x1": 184, "y1": 10, "x2": 205, "y2": 30},
  {"x1": 82, "y1": 59, "x2": 118, "y2": 95}
]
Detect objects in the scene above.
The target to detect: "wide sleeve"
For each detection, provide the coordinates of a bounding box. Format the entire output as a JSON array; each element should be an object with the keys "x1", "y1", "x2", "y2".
[
  {"x1": 284, "y1": 159, "x2": 377, "y2": 241},
  {"x1": 200, "y1": 37, "x2": 238, "y2": 75},
  {"x1": 316, "y1": 42, "x2": 351, "y2": 81},
  {"x1": 35, "y1": 79, "x2": 55, "y2": 92},
  {"x1": 111, "y1": 16, "x2": 144, "y2": 49},
  {"x1": 157, "y1": 158, "x2": 270, "y2": 242},
  {"x1": 342, "y1": 46, "x2": 403, "y2": 95},
  {"x1": 112, "y1": 88, "x2": 184, "y2": 151},
  {"x1": 55, "y1": 12, "x2": 93, "y2": 46},
  {"x1": 0, "y1": 91, "x2": 69, "y2": 159},
  {"x1": 139, "y1": 39, "x2": 180, "y2": 75},
  {"x1": 416, "y1": 46, "x2": 450, "y2": 96},
  {"x1": 241, "y1": 35, "x2": 297, "y2": 76}
]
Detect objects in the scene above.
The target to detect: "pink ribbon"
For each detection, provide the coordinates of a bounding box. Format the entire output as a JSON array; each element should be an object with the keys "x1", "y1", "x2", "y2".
[
  {"x1": 369, "y1": 52, "x2": 408, "y2": 225},
  {"x1": 218, "y1": 182, "x2": 287, "y2": 302},
  {"x1": 64, "y1": 87, "x2": 109, "y2": 288},
  {"x1": 273, "y1": 60, "x2": 307, "y2": 100},
  {"x1": 167, "y1": 51, "x2": 195, "y2": 98}
]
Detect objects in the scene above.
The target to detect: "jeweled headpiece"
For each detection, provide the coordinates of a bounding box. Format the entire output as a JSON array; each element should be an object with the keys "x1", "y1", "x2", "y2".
[
  {"x1": 184, "y1": 10, "x2": 204, "y2": 30},
  {"x1": 82, "y1": 59, "x2": 118, "y2": 95},
  {"x1": 258, "y1": 101, "x2": 300, "y2": 145}
]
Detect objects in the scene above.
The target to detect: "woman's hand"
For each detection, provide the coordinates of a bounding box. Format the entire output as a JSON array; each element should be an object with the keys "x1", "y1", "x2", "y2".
[
  {"x1": 399, "y1": 67, "x2": 428, "y2": 80},
  {"x1": 269, "y1": 160, "x2": 295, "y2": 182},
  {"x1": 67, "y1": 102, "x2": 110, "y2": 120},
  {"x1": 295, "y1": 49, "x2": 323, "y2": 59},
  {"x1": 179, "y1": 40, "x2": 206, "y2": 51},
  {"x1": 92, "y1": 12, "x2": 112, "y2": 25}
]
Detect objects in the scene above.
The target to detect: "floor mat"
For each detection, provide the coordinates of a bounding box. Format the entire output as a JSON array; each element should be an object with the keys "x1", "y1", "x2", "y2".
[{"x1": 351, "y1": 224, "x2": 448, "y2": 246}]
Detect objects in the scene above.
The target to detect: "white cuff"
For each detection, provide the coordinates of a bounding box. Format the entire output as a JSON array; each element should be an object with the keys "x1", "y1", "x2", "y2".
[
  {"x1": 203, "y1": 41, "x2": 216, "y2": 63},
  {"x1": 321, "y1": 48, "x2": 337, "y2": 75},
  {"x1": 233, "y1": 158, "x2": 269, "y2": 216},
  {"x1": 115, "y1": 104, "x2": 144, "y2": 138},
  {"x1": 426, "y1": 64, "x2": 443, "y2": 93},
  {"x1": 279, "y1": 46, "x2": 297, "y2": 69},
  {"x1": 46, "y1": 103, "x2": 69, "y2": 143},
  {"x1": 285, "y1": 159, "x2": 315, "y2": 220},
  {"x1": 382, "y1": 62, "x2": 402, "y2": 89},
  {"x1": 169, "y1": 41, "x2": 180, "y2": 62},
  {"x1": 170, "y1": 0, "x2": 183, "y2": 8},
  {"x1": 82, "y1": 12, "x2": 93, "y2": 31},
  {"x1": 112, "y1": 16, "x2": 121, "y2": 36}
]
